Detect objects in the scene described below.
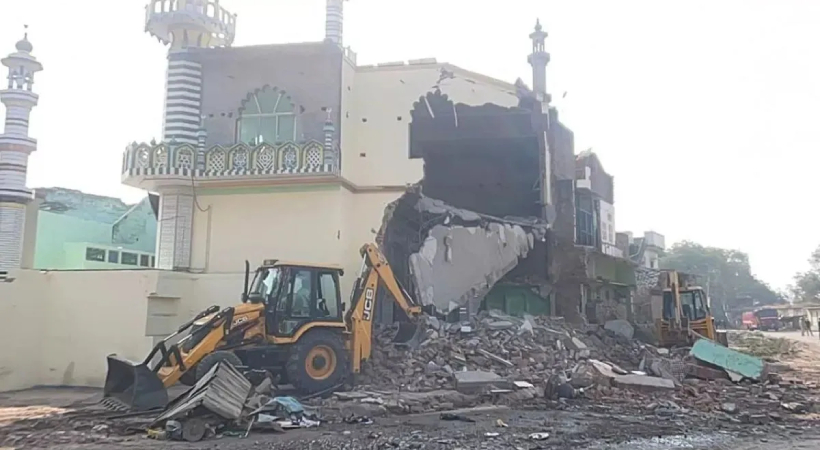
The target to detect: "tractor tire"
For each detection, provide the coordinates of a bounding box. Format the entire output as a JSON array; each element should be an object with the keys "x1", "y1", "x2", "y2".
[
  {"x1": 194, "y1": 350, "x2": 243, "y2": 382},
  {"x1": 286, "y1": 330, "x2": 349, "y2": 395}
]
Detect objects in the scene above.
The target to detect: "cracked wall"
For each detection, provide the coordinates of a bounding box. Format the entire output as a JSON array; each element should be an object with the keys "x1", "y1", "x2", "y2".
[{"x1": 380, "y1": 189, "x2": 546, "y2": 317}]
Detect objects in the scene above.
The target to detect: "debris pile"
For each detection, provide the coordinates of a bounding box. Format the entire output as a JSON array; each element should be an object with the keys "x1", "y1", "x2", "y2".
[
  {"x1": 145, "y1": 363, "x2": 321, "y2": 442},
  {"x1": 729, "y1": 331, "x2": 803, "y2": 359},
  {"x1": 359, "y1": 311, "x2": 652, "y2": 393}
]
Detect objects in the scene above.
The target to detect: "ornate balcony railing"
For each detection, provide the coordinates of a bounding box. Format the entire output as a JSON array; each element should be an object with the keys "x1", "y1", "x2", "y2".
[{"x1": 122, "y1": 141, "x2": 337, "y2": 180}]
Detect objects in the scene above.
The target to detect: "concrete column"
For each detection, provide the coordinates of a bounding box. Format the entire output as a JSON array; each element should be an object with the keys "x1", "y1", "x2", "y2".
[
  {"x1": 0, "y1": 202, "x2": 25, "y2": 269},
  {"x1": 155, "y1": 187, "x2": 195, "y2": 270}
]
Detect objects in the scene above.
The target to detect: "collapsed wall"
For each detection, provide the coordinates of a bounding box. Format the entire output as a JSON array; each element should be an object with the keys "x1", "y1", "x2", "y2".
[{"x1": 378, "y1": 187, "x2": 548, "y2": 317}]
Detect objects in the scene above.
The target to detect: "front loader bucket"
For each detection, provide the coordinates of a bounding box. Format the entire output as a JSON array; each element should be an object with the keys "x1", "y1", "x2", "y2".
[
  {"x1": 392, "y1": 321, "x2": 425, "y2": 348},
  {"x1": 102, "y1": 355, "x2": 168, "y2": 412}
]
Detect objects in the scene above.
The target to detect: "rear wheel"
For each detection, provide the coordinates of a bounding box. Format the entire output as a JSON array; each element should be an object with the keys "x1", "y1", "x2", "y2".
[{"x1": 286, "y1": 330, "x2": 348, "y2": 395}]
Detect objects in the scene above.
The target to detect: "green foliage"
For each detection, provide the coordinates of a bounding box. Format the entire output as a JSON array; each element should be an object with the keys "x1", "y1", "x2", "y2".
[
  {"x1": 660, "y1": 241, "x2": 782, "y2": 316},
  {"x1": 790, "y1": 245, "x2": 820, "y2": 303}
]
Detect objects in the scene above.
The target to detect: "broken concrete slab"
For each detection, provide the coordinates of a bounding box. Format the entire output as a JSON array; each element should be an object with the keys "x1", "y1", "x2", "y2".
[
  {"x1": 379, "y1": 188, "x2": 548, "y2": 316},
  {"x1": 685, "y1": 363, "x2": 729, "y2": 381},
  {"x1": 477, "y1": 349, "x2": 514, "y2": 368},
  {"x1": 564, "y1": 337, "x2": 588, "y2": 352},
  {"x1": 454, "y1": 371, "x2": 508, "y2": 394},
  {"x1": 690, "y1": 339, "x2": 768, "y2": 381},
  {"x1": 589, "y1": 359, "x2": 618, "y2": 382},
  {"x1": 612, "y1": 374, "x2": 675, "y2": 391},
  {"x1": 604, "y1": 320, "x2": 635, "y2": 340}
]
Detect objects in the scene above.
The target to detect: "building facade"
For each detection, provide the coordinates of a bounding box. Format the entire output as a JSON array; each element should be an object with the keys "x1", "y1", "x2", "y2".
[
  {"x1": 120, "y1": 0, "x2": 535, "y2": 299},
  {"x1": 32, "y1": 188, "x2": 157, "y2": 270},
  {"x1": 0, "y1": 30, "x2": 43, "y2": 271}
]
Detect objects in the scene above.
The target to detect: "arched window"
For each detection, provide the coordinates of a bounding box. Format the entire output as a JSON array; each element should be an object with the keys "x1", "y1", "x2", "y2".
[{"x1": 238, "y1": 88, "x2": 297, "y2": 145}]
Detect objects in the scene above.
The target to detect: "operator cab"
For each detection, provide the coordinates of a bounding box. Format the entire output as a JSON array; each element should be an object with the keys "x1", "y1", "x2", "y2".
[
  {"x1": 662, "y1": 287, "x2": 709, "y2": 321},
  {"x1": 243, "y1": 260, "x2": 345, "y2": 338}
]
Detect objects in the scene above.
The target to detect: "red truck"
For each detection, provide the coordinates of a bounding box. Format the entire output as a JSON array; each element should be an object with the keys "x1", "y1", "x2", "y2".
[
  {"x1": 741, "y1": 309, "x2": 780, "y2": 331},
  {"x1": 742, "y1": 311, "x2": 759, "y2": 330},
  {"x1": 755, "y1": 308, "x2": 781, "y2": 331}
]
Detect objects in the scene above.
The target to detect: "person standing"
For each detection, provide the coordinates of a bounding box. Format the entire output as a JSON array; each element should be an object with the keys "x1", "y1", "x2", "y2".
[
  {"x1": 800, "y1": 316, "x2": 807, "y2": 336},
  {"x1": 806, "y1": 317, "x2": 814, "y2": 337}
]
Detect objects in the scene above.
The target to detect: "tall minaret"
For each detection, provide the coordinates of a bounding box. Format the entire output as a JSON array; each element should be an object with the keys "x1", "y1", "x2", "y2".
[
  {"x1": 144, "y1": 0, "x2": 236, "y2": 270},
  {"x1": 527, "y1": 19, "x2": 551, "y2": 105},
  {"x1": 325, "y1": 0, "x2": 347, "y2": 46},
  {"x1": 0, "y1": 27, "x2": 43, "y2": 271},
  {"x1": 147, "y1": 0, "x2": 237, "y2": 146}
]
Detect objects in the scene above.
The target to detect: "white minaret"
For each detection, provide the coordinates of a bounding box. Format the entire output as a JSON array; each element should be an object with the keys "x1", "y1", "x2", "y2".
[
  {"x1": 0, "y1": 27, "x2": 43, "y2": 270},
  {"x1": 527, "y1": 19, "x2": 551, "y2": 106},
  {"x1": 144, "y1": 0, "x2": 236, "y2": 270},
  {"x1": 325, "y1": 0, "x2": 347, "y2": 46}
]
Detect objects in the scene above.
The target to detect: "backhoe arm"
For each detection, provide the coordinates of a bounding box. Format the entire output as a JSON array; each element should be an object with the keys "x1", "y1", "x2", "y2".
[{"x1": 347, "y1": 243, "x2": 423, "y2": 373}]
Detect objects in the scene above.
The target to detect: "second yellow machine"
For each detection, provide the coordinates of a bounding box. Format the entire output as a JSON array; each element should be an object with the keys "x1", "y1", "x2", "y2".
[{"x1": 104, "y1": 243, "x2": 428, "y2": 411}]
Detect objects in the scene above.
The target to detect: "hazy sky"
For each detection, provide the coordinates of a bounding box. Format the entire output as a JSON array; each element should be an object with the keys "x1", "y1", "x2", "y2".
[{"x1": 1, "y1": 0, "x2": 818, "y2": 290}]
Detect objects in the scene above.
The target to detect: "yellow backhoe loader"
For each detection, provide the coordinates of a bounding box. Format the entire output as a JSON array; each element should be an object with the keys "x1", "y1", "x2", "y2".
[
  {"x1": 655, "y1": 270, "x2": 727, "y2": 347},
  {"x1": 103, "y1": 243, "x2": 429, "y2": 411}
]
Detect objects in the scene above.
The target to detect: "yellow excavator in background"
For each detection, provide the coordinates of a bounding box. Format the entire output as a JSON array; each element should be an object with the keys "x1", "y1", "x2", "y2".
[
  {"x1": 104, "y1": 243, "x2": 429, "y2": 411},
  {"x1": 655, "y1": 270, "x2": 727, "y2": 347}
]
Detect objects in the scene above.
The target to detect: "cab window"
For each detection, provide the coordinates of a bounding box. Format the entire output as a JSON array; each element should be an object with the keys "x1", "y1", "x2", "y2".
[
  {"x1": 317, "y1": 272, "x2": 341, "y2": 319},
  {"x1": 289, "y1": 269, "x2": 313, "y2": 318}
]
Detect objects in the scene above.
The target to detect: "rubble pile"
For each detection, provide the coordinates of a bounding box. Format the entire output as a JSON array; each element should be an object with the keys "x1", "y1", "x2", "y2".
[
  {"x1": 359, "y1": 311, "x2": 649, "y2": 393},
  {"x1": 729, "y1": 331, "x2": 803, "y2": 359}
]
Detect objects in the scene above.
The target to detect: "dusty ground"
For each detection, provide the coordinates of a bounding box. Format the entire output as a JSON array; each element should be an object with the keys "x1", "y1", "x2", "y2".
[{"x1": 3, "y1": 331, "x2": 820, "y2": 449}]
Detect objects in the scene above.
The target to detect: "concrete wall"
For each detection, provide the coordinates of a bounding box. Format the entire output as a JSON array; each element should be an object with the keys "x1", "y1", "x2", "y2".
[
  {"x1": 410, "y1": 222, "x2": 536, "y2": 314},
  {"x1": 0, "y1": 269, "x2": 158, "y2": 391},
  {"x1": 341, "y1": 63, "x2": 519, "y2": 187},
  {"x1": 195, "y1": 43, "x2": 343, "y2": 147},
  {"x1": 189, "y1": 185, "x2": 347, "y2": 275},
  {"x1": 186, "y1": 184, "x2": 403, "y2": 308},
  {"x1": 0, "y1": 268, "x2": 272, "y2": 393}
]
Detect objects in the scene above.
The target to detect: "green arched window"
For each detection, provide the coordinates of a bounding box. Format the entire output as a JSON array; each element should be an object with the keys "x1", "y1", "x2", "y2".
[{"x1": 238, "y1": 88, "x2": 297, "y2": 145}]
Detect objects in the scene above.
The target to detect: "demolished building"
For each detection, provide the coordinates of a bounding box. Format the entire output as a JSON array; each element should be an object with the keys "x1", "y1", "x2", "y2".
[
  {"x1": 376, "y1": 79, "x2": 577, "y2": 321},
  {"x1": 378, "y1": 82, "x2": 640, "y2": 324},
  {"x1": 378, "y1": 187, "x2": 548, "y2": 320}
]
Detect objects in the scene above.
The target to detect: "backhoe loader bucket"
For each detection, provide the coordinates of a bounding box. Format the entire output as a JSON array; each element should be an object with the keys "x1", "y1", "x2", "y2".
[
  {"x1": 391, "y1": 321, "x2": 425, "y2": 348},
  {"x1": 102, "y1": 355, "x2": 168, "y2": 411}
]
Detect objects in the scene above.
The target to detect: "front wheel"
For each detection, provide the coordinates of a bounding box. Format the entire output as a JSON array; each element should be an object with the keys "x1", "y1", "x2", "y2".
[{"x1": 286, "y1": 330, "x2": 349, "y2": 395}]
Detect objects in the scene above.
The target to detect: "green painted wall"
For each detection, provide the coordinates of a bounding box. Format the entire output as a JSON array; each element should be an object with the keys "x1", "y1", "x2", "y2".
[
  {"x1": 32, "y1": 189, "x2": 158, "y2": 270},
  {"x1": 34, "y1": 212, "x2": 114, "y2": 269},
  {"x1": 484, "y1": 283, "x2": 551, "y2": 317}
]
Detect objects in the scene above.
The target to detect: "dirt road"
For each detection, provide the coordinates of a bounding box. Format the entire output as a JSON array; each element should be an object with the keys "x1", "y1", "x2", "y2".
[
  {"x1": 4, "y1": 330, "x2": 820, "y2": 449},
  {"x1": 765, "y1": 330, "x2": 820, "y2": 346}
]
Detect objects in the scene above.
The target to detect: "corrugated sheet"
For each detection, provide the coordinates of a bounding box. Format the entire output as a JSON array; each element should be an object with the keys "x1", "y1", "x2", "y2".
[{"x1": 153, "y1": 361, "x2": 251, "y2": 424}]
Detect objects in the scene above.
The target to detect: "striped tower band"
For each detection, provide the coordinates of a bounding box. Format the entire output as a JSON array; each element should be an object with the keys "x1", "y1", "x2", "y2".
[
  {"x1": 162, "y1": 54, "x2": 202, "y2": 146},
  {"x1": 0, "y1": 203, "x2": 25, "y2": 270},
  {"x1": 0, "y1": 89, "x2": 38, "y2": 204},
  {"x1": 3, "y1": 103, "x2": 32, "y2": 136},
  {"x1": 325, "y1": 0, "x2": 344, "y2": 45}
]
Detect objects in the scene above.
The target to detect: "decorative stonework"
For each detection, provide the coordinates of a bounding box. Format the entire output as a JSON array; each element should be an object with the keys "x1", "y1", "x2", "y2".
[{"x1": 122, "y1": 140, "x2": 337, "y2": 181}]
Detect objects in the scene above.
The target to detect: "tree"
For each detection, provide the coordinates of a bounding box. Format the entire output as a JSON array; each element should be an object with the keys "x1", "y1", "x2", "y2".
[
  {"x1": 660, "y1": 241, "x2": 782, "y2": 318},
  {"x1": 791, "y1": 245, "x2": 820, "y2": 303}
]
